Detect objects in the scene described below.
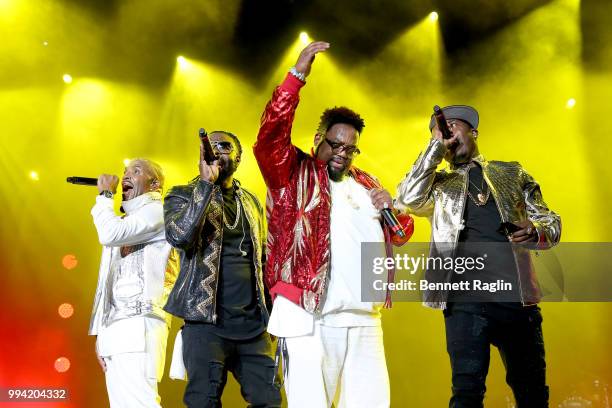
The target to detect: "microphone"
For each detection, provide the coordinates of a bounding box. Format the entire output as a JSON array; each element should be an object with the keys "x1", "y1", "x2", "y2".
[
  {"x1": 66, "y1": 176, "x2": 98, "y2": 186},
  {"x1": 199, "y1": 128, "x2": 218, "y2": 164},
  {"x1": 433, "y1": 105, "x2": 453, "y2": 140},
  {"x1": 381, "y1": 208, "x2": 406, "y2": 238}
]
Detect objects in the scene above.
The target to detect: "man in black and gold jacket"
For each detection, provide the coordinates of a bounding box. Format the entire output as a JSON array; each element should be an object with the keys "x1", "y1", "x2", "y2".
[
  {"x1": 396, "y1": 106, "x2": 561, "y2": 408},
  {"x1": 163, "y1": 130, "x2": 281, "y2": 408}
]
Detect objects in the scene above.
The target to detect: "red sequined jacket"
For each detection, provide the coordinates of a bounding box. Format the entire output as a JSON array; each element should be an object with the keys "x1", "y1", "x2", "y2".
[{"x1": 253, "y1": 73, "x2": 414, "y2": 313}]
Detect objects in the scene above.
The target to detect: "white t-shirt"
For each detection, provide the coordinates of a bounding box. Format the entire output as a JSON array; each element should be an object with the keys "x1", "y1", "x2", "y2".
[{"x1": 267, "y1": 175, "x2": 387, "y2": 337}]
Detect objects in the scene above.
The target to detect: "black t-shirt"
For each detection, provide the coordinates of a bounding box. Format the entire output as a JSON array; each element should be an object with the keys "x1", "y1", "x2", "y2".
[
  {"x1": 449, "y1": 163, "x2": 522, "y2": 306},
  {"x1": 208, "y1": 186, "x2": 265, "y2": 340}
]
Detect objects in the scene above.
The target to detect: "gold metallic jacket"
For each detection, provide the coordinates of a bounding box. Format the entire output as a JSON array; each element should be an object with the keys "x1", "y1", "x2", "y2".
[{"x1": 395, "y1": 138, "x2": 561, "y2": 309}]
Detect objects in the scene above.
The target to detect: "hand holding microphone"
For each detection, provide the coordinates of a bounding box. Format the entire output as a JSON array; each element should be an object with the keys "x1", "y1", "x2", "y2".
[
  {"x1": 97, "y1": 174, "x2": 119, "y2": 194},
  {"x1": 370, "y1": 188, "x2": 406, "y2": 238},
  {"x1": 66, "y1": 175, "x2": 118, "y2": 194},
  {"x1": 432, "y1": 105, "x2": 458, "y2": 150},
  {"x1": 198, "y1": 128, "x2": 221, "y2": 183}
]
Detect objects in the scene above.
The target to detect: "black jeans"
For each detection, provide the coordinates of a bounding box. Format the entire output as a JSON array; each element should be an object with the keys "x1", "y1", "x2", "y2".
[
  {"x1": 443, "y1": 303, "x2": 549, "y2": 408},
  {"x1": 182, "y1": 323, "x2": 282, "y2": 408}
]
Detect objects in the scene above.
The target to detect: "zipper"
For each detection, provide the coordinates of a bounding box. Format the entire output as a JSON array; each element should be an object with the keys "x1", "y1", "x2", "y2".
[
  {"x1": 211, "y1": 188, "x2": 222, "y2": 324},
  {"x1": 482, "y1": 167, "x2": 526, "y2": 305}
]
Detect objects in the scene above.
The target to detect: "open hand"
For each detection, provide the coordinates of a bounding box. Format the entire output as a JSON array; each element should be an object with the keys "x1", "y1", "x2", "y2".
[{"x1": 295, "y1": 41, "x2": 330, "y2": 78}]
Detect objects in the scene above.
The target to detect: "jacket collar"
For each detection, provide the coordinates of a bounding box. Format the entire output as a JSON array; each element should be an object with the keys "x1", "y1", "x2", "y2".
[
  {"x1": 450, "y1": 153, "x2": 487, "y2": 171},
  {"x1": 121, "y1": 191, "x2": 161, "y2": 214}
]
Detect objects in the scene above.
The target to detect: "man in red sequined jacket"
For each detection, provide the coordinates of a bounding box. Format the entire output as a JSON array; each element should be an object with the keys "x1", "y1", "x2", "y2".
[{"x1": 254, "y1": 41, "x2": 414, "y2": 408}]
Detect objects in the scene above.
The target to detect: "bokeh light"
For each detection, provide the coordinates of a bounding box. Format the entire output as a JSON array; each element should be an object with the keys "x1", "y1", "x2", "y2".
[
  {"x1": 54, "y1": 357, "x2": 71, "y2": 373},
  {"x1": 58, "y1": 303, "x2": 74, "y2": 319},
  {"x1": 62, "y1": 254, "x2": 78, "y2": 270}
]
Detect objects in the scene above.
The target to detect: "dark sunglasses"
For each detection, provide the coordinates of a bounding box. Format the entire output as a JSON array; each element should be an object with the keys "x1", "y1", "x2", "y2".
[{"x1": 211, "y1": 141, "x2": 234, "y2": 154}]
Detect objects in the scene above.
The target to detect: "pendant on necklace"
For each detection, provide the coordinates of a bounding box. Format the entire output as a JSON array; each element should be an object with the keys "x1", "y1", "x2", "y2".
[{"x1": 477, "y1": 193, "x2": 486, "y2": 205}]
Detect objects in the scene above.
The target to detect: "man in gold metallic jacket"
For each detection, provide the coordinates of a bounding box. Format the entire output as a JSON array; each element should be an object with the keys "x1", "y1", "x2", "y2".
[{"x1": 395, "y1": 105, "x2": 561, "y2": 408}]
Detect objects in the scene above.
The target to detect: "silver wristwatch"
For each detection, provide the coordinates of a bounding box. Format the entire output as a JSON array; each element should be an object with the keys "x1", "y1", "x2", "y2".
[
  {"x1": 289, "y1": 66, "x2": 306, "y2": 82},
  {"x1": 99, "y1": 190, "x2": 113, "y2": 198}
]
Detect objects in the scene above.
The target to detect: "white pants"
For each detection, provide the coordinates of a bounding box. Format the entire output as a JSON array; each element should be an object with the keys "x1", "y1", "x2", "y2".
[
  {"x1": 104, "y1": 351, "x2": 162, "y2": 408},
  {"x1": 284, "y1": 323, "x2": 390, "y2": 408}
]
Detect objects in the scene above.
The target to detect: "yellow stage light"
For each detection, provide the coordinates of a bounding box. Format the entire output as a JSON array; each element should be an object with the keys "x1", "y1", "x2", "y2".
[
  {"x1": 429, "y1": 11, "x2": 439, "y2": 22},
  {"x1": 299, "y1": 32, "x2": 310, "y2": 45},
  {"x1": 43, "y1": 41, "x2": 48, "y2": 46},
  {"x1": 62, "y1": 74, "x2": 72, "y2": 84},
  {"x1": 29, "y1": 171, "x2": 39, "y2": 181},
  {"x1": 177, "y1": 56, "x2": 188, "y2": 70},
  {"x1": 566, "y1": 97, "x2": 576, "y2": 109},
  {"x1": 123, "y1": 158, "x2": 131, "y2": 166}
]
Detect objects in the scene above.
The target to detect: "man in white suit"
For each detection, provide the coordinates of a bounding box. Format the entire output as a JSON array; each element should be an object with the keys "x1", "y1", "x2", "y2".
[{"x1": 89, "y1": 158, "x2": 178, "y2": 407}]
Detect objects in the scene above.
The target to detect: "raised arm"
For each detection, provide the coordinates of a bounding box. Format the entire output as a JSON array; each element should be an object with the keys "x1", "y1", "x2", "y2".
[
  {"x1": 164, "y1": 180, "x2": 216, "y2": 251},
  {"x1": 395, "y1": 138, "x2": 446, "y2": 217},
  {"x1": 253, "y1": 41, "x2": 329, "y2": 189},
  {"x1": 92, "y1": 195, "x2": 164, "y2": 246},
  {"x1": 91, "y1": 174, "x2": 164, "y2": 246},
  {"x1": 165, "y1": 139, "x2": 223, "y2": 250}
]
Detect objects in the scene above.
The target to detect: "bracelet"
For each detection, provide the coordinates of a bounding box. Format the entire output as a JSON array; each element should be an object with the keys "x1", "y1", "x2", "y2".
[{"x1": 289, "y1": 66, "x2": 306, "y2": 82}]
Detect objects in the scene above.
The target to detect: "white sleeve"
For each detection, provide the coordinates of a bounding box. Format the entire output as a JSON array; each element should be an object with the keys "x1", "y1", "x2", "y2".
[{"x1": 91, "y1": 196, "x2": 164, "y2": 246}]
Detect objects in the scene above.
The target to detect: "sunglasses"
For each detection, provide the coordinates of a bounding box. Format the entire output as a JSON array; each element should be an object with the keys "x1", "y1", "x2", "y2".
[{"x1": 323, "y1": 138, "x2": 360, "y2": 156}]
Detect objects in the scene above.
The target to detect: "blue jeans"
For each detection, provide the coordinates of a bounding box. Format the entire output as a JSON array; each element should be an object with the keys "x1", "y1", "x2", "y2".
[{"x1": 443, "y1": 303, "x2": 549, "y2": 408}]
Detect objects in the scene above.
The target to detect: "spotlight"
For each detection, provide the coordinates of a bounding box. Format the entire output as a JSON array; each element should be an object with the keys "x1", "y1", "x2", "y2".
[
  {"x1": 29, "y1": 171, "x2": 39, "y2": 181},
  {"x1": 62, "y1": 74, "x2": 72, "y2": 84},
  {"x1": 429, "y1": 11, "x2": 439, "y2": 22},
  {"x1": 177, "y1": 56, "x2": 188, "y2": 69},
  {"x1": 299, "y1": 32, "x2": 310, "y2": 45},
  {"x1": 43, "y1": 41, "x2": 48, "y2": 46},
  {"x1": 566, "y1": 98, "x2": 576, "y2": 109},
  {"x1": 123, "y1": 158, "x2": 131, "y2": 166}
]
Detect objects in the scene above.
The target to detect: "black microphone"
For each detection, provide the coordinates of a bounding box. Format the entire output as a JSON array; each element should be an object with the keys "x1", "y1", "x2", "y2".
[
  {"x1": 433, "y1": 105, "x2": 453, "y2": 140},
  {"x1": 381, "y1": 208, "x2": 406, "y2": 238},
  {"x1": 66, "y1": 176, "x2": 98, "y2": 186}
]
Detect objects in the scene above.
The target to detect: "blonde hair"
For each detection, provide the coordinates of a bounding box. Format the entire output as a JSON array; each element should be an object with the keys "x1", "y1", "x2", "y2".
[{"x1": 128, "y1": 158, "x2": 165, "y2": 193}]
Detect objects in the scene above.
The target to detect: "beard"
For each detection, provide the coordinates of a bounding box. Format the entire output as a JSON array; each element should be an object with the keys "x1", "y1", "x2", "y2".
[
  {"x1": 327, "y1": 156, "x2": 350, "y2": 181},
  {"x1": 217, "y1": 157, "x2": 239, "y2": 182},
  {"x1": 328, "y1": 167, "x2": 347, "y2": 182}
]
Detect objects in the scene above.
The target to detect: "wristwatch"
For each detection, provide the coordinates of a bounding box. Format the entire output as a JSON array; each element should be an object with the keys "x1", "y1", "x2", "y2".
[
  {"x1": 289, "y1": 66, "x2": 306, "y2": 82},
  {"x1": 99, "y1": 190, "x2": 113, "y2": 199}
]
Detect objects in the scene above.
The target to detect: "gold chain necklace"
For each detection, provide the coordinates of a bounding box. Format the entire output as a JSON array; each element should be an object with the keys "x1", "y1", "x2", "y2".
[
  {"x1": 223, "y1": 193, "x2": 241, "y2": 230},
  {"x1": 467, "y1": 174, "x2": 490, "y2": 206}
]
